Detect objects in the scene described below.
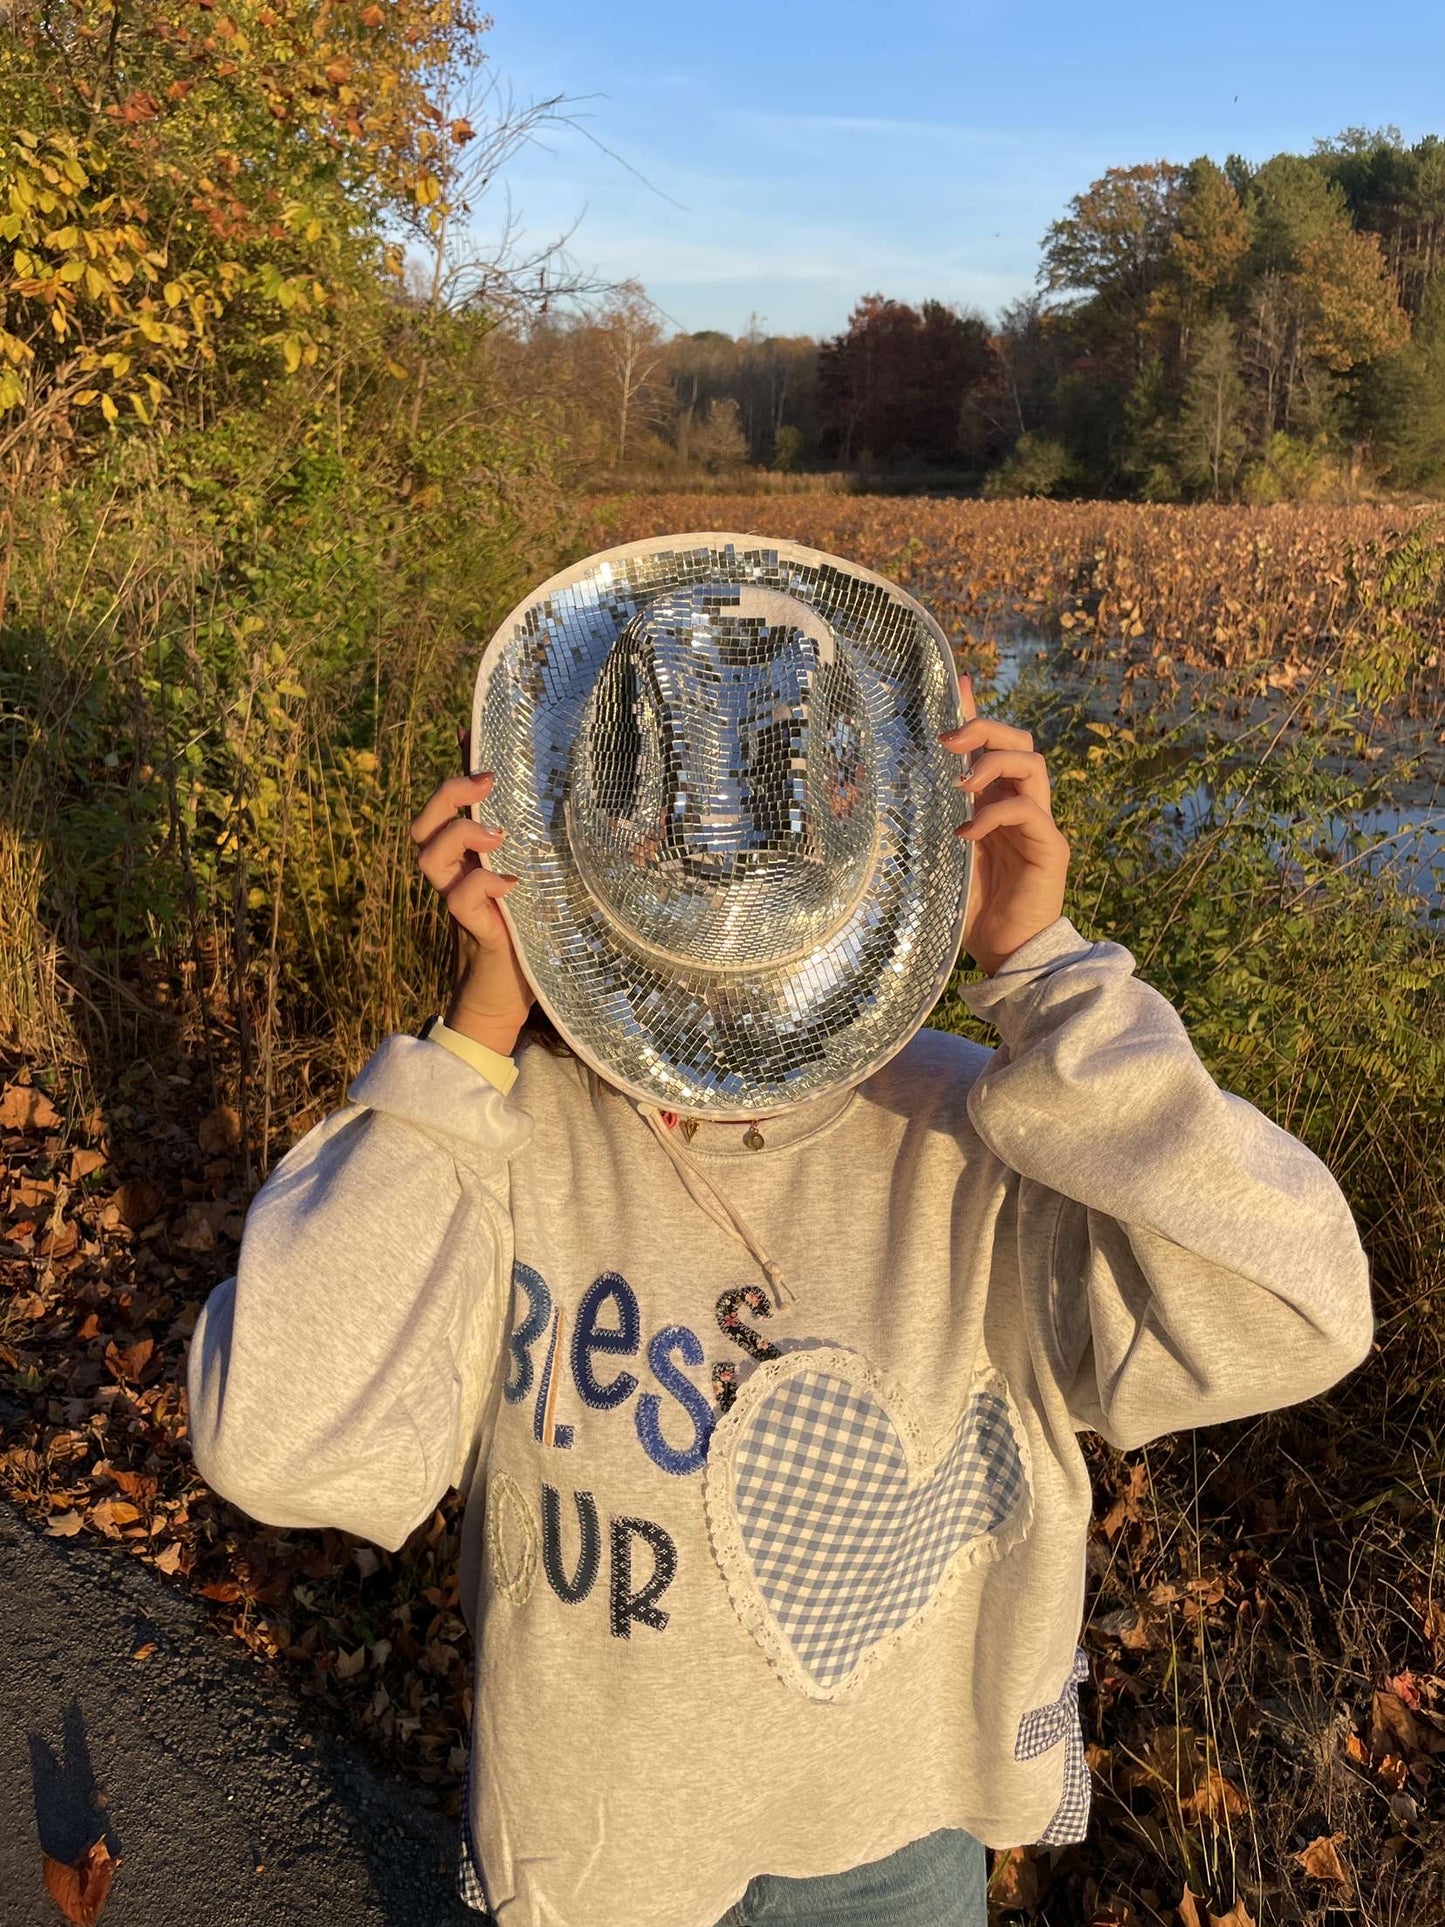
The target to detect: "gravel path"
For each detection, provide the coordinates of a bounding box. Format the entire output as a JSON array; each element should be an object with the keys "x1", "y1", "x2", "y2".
[{"x1": 0, "y1": 1502, "x2": 478, "y2": 1926}]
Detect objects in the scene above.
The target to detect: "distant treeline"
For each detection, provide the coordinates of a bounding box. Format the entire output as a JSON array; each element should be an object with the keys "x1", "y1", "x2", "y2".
[{"x1": 503, "y1": 130, "x2": 1445, "y2": 501}]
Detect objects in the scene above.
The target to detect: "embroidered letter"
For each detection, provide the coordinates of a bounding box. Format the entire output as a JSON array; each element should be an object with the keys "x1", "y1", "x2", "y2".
[
  {"x1": 541, "y1": 1485, "x2": 601, "y2": 1605},
  {"x1": 713, "y1": 1285, "x2": 782, "y2": 1415},
  {"x1": 637, "y1": 1324, "x2": 715, "y2": 1476},
  {"x1": 610, "y1": 1516, "x2": 677, "y2": 1637},
  {"x1": 504, "y1": 1262, "x2": 552, "y2": 1406},
  {"x1": 571, "y1": 1272, "x2": 641, "y2": 1411},
  {"x1": 485, "y1": 1472, "x2": 539, "y2": 1608},
  {"x1": 715, "y1": 1284, "x2": 781, "y2": 1363}
]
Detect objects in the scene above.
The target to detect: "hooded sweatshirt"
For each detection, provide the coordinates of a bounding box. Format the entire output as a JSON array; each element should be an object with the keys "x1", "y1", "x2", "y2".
[{"x1": 186, "y1": 917, "x2": 1373, "y2": 1927}]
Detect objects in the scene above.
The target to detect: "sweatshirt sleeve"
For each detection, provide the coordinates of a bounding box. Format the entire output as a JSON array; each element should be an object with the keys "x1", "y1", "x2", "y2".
[
  {"x1": 187, "y1": 1036, "x2": 532, "y2": 1550},
  {"x1": 959, "y1": 918, "x2": 1374, "y2": 1450}
]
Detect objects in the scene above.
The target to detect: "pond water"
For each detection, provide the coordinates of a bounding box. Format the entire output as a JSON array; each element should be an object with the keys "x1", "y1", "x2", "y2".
[{"x1": 987, "y1": 631, "x2": 1445, "y2": 910}]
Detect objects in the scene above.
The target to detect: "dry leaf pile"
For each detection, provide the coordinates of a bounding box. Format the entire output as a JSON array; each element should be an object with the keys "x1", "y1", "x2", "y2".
[{"x1": 0, "y1": 1065, "x2": 477, "y2": 1805}]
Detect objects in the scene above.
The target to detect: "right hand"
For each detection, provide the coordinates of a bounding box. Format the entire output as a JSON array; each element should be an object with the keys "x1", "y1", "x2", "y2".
[{"x1": 410, "y1": 767, "x2": 533, "y2": 1058}]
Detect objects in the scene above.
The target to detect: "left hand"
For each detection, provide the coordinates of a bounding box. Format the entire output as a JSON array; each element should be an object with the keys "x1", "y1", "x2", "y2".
[{"x1": 942, "y1": 674, "x2": 1070, "y2": 977}]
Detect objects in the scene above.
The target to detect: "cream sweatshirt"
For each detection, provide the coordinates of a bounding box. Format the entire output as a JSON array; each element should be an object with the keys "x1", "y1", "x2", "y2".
[{"x1": 187, "y1": 917, "x2": 1373, "y2": 1927}]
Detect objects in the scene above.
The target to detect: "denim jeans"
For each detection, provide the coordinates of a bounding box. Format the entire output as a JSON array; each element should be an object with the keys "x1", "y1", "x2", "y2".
[{"x1": 714, "y1": 1828, "x2": 988, "y2": 1927}]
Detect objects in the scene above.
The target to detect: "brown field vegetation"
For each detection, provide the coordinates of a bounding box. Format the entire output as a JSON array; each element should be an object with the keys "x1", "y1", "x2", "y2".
[{"x1": 586, "y1": 495, "x2": 1445, "y2": 723}]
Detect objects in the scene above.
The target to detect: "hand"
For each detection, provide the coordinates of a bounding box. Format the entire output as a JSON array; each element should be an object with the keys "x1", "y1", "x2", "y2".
[
  {"x1": 941, "y1": 674, "x2": 1070, "y2": 977},
  {"x1": 409, "y1": 748, "x2": 533, "y2": 1057}
]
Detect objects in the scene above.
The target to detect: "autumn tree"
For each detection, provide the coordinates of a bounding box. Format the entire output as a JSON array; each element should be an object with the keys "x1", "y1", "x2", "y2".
[
  {"x1": 0, "y1": 0, "x2": 489, "y2": 447},
  {"x1": 1153, "y1": 158, "x2": 1253, "y2": 351},
  {"x1": 817, "y1": 295, "x2": 991, "y2": 464},
  {"x1": 1040, "y1": 162, "x2": 1187, "y2": 370},
  {"x1": 1242, "y1": 155, "x2": 1408, "y2": 437}
]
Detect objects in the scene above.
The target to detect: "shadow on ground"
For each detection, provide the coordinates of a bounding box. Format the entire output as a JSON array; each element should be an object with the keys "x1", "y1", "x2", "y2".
[{"x1": 0, "y1": 1502, "x2": 478, "y2": 1927}]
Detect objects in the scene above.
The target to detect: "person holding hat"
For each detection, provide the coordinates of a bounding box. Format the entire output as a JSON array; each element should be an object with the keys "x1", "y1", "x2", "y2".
[{"x1": 188, "y1": 536, "x2": 1373, "y2": 1927}]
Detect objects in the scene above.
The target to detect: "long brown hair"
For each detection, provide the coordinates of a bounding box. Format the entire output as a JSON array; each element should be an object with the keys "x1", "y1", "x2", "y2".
[{"x1": 519, "y1": 1004, "x2": 573, "y2": 1055}]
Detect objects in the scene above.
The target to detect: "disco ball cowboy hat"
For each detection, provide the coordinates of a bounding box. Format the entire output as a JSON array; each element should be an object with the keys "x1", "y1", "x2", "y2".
[{"x1": 469, "y1": 533, "x2": 972, "y2": 1119}]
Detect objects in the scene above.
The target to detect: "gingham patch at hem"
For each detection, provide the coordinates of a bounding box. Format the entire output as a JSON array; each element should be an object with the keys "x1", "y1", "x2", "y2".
[
  {"x1": 1015, "y1": 1647, "x2": 1093, "y2": 1846},
  {"x1": 455, "y1": 1755, "x2": 493, "y2": 1918},
  {"x1": 703, "y1": 1347, "x2": 1033, "y2": 1700}
]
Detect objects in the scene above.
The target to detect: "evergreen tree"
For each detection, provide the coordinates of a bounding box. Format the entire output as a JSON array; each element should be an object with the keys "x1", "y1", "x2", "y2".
[{"x1": 1367, "y1": 272, "x2": 1445, "y2": 488}]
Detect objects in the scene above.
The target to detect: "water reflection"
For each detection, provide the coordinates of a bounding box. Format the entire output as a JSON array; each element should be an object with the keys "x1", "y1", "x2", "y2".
[{"x1": 985, "y1": 632, "x2": 1444, "y2": 908}]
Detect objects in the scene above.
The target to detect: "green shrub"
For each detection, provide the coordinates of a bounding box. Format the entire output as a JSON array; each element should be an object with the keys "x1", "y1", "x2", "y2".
[{"x1": 982, "y1": 432, "x2": 1075, "y2": 499}]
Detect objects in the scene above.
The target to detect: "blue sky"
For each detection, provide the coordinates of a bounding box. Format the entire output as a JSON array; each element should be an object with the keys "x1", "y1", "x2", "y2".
[{"x1": 478, "y1": 0, "x2": 1445, "y2": 340}]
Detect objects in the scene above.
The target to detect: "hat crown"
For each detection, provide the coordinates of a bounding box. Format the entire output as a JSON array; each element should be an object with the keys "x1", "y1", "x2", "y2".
[{"x1": 566, "y1": 584, "x2": 877, "y2": 969}]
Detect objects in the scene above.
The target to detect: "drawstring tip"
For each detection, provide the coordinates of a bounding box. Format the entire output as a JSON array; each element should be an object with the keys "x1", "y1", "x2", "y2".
[{"x1": 763, "y1": 1260, "x2": 794, "y2": 1310}]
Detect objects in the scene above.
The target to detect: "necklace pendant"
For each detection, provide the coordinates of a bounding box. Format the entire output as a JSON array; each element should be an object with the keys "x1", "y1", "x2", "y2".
[
  {"x1": 679, "y1": 1117, "x2": 699, "y2": 1143},
  {"x1": 743, "y1": 1125, "x2": 766, "y2": 1151}
]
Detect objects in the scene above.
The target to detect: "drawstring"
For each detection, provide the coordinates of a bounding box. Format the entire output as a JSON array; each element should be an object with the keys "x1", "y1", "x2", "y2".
[{"x1": 635, "y1": 1102, "x2": 795, "y2": 1310}]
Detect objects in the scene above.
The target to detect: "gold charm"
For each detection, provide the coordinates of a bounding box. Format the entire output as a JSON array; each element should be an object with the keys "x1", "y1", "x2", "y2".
[
  {"x1": 743, "y1": 1125, "x2": 766, "y2": 1150},
  {"x1": 679, "y1": 1117, "x2": 699, "y2": 1143}
]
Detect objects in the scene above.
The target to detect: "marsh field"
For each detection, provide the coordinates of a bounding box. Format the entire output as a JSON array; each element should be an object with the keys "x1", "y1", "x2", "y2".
[{"x1": 3, "y1": 490, "x2": 1444, "y2": 1927}]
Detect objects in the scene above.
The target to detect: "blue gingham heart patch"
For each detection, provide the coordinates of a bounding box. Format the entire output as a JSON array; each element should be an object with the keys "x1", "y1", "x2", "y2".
[{"x1": 704, "y1": 1348, "x2": 1031, "y2": 1698}]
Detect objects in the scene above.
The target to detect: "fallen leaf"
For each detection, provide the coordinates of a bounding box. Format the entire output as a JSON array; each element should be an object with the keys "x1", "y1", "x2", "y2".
[
  {"x1": 46, "y1": 1510, "x2": 84, "y2": 1537},
  {"x1": 1371, "y1": 1688, "x2": 1425, "y2": 1762},
  {"x1": 196, "y1": 1579, "x2": 244, "y2": 1602},
  {"x1": 1296, "y1": 1833, "x2": 1349, "y2": 1883},
  {"x1": 70, "y1": 1149, "x2": 108, "y2": 1182},
  {"x1": 1184, "y1": 1765, "x2": 1249, "y2": 1825},
  {"x1": 109, "y1": 1181, "x2": 165, "y2": 1230},
  {"x1": 1123, "y1": 1726, "x2": 1249, "y2": 1825},
  {"x1": 1377, "y1": 1752, "x2": 1409, "y2": 1791},
  {"x1": 38, "y1": 1218, "x2": 79, "y2": 1260},
  {"x1": 990, "y1": 1843, "x2": 1048, "y2": 1907},
  {"x1": 151, "y1": 1542, "x2": 184, "y2": 1575},
  {"x1": 131, "y1": 1642, "x2": 156, "y2": 1662},
  {"x1": 1389, "y1": 1671, "x2": 1422, "y2": 1708},
  {"x1": 1178, "y1": 1891, "x2": 1206, "y2": 1927},
  {"x1": 10, "y1": 1177, "x2": 56, "y2": 1211},
  {"x1": 103, "y1": 1338, "x2": 154, "y2": 1384},
  {"x1": 197, "y1": 1104, "x2": 241, "y2": 1154},
  {"x1": 0, "y1": 1083, "x2": 61, "y2": 1131},
  {"x1": 42, "y1": 1836, "x2": 119, "y2": 1925},
  {"x1": 1101, "y1": 1460, "x2": 1150, "y2": 1537},
  {"x1": 106, "y1": 1467, "x2": 158, "y2": 1503},
  {"x1": 88, "y1": 1498, "x2": 141, "y2": 1537},
  {"x1": 1207, "y1": 1904, "x2": 1257, "y2": 1927},
  {"x1": 172, "y1": 1201, "x2": 245, "y2": 1251},
  {"x1": 334, "y1": 1646, "x2": 367, "y2": 1680}
]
